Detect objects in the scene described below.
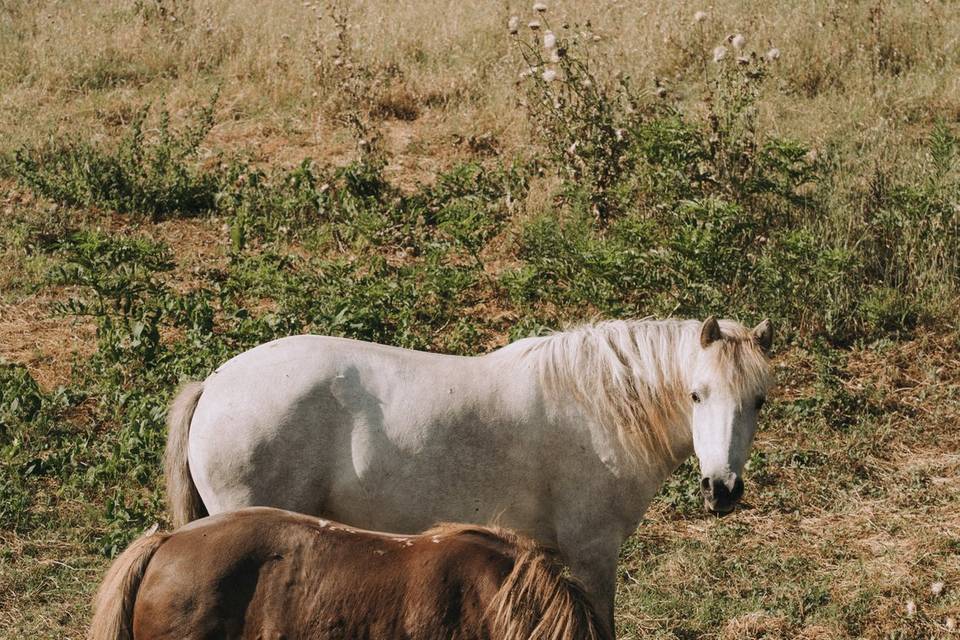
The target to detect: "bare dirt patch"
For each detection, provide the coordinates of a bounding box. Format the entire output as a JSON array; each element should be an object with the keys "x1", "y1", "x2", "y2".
[{"x1": 0, "y1": 294, "x2": 95, "y2": 391}]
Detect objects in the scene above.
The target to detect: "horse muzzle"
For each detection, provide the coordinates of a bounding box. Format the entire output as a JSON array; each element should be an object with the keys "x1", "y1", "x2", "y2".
[{"x1": 701, "y1": 473, "x2": 744, "y2": 515}]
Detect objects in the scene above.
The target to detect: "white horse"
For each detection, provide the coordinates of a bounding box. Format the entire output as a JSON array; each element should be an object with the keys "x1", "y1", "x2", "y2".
[{"x1": 164, "y1": 316, "x2": 773, "y2": 633}]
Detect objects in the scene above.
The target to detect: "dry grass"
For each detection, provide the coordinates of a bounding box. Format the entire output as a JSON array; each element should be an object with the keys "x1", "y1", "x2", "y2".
[
  {"x1": 622, "y1": 334, "x2": 960, "y2": 637},
  {"x1": 3, "y1": 1, "x2": 957, "y2": 171},
  {"x1": 1, "y1": 1, "x2": 959, "y2": 638}
]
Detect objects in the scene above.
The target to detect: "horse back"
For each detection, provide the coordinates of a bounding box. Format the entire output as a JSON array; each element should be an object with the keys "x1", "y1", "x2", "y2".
[{"x1": 131, "y1": 508, "x2": 518, "y2": 640}]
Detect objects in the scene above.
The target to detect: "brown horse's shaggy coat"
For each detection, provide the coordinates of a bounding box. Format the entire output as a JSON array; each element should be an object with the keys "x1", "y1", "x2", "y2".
[{"x1": 88, "y1": 507, "x2": 608, "y2": 640}]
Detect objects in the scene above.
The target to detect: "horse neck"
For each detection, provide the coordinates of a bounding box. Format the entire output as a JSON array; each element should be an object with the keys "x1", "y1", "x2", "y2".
[
  {"x1": 631, "y1": 320, "x2": 699, "y2": 476},
  {"x1": 524, "y1": 320, "x2": 698, "y2": 478}
]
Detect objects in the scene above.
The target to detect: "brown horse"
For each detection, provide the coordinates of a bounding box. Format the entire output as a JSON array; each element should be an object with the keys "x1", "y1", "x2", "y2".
[{"x1": 88, "y1": 507, "x2": 609, "y2": 640}]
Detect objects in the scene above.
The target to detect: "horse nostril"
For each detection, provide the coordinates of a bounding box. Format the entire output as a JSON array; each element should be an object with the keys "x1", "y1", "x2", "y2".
[
  {"x1": 700, "y1": 477, "x2": 712, "y2": 494},
  {"x1": 731, "y1": 477, "x2": 744, "y2": 501}
]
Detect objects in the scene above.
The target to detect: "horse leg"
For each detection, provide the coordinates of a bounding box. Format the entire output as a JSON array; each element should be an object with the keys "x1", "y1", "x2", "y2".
[
  {"x1": 558, "y1": 534, "x2": 620, "y2": 638},
  {"x1": 578, "y1": 560, "x2": 617, "y2": 638}
]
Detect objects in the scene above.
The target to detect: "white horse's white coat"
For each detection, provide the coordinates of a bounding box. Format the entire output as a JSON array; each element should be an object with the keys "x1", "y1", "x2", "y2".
[{"x1": 175, "y1": 317, "x2": 773, "y2": 629}]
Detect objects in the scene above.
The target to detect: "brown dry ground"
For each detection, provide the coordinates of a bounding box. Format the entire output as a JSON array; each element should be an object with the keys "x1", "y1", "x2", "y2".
[
  {"x1": 2, "y1": 1, "x2": 959, "y2": 638},
  {"x1": 627, "y1": 335, "x2": 960, "y2": 638}
]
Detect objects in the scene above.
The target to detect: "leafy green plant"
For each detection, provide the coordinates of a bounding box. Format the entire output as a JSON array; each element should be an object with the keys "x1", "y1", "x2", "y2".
[
  {"x1": 14, "y1": 96, "x2": 220, "y2": 221},
  {"x1": 0, "y1": 360, "x2": 45, "y2": 434},
  {"x1": 48, "y1": 231, "x2": 176, "y2": 372},
  {"x1": 0, "y1": 362, "x2": 77, "y2": 532}
]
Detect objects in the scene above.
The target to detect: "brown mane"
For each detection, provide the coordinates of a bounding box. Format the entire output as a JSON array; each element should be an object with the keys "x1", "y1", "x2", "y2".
[
  {"x1": 421, "y1": 521, "x2": 542, "y2": 552},
  {"x1": 423, "y1": 522, "x2": 606, "y2": 639}
]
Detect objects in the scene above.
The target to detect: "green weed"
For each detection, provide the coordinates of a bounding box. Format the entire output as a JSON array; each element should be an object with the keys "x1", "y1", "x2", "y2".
[{"x1": 13, "y1": 96, "x2": 220, "y2": 222}]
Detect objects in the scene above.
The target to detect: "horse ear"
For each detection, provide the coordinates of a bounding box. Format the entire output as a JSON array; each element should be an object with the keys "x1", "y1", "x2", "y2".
[
  {"x1": 752, "y1": 319, "x2": 774, "y2": 354},
  {"x1": 700, "y1": 315, "x2": 721, "y2": 348}
]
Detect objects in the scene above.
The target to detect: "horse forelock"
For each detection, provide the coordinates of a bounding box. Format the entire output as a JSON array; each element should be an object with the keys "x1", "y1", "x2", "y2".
[
  {"x1": 708, "y1": 319, "x2": 774, "y2": 403},
  {"x1": 525, "y1": 318, "x2": 772, "y2": 471}
]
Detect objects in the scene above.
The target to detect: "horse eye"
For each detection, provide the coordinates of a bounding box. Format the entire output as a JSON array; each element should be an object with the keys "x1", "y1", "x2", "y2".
[
  {"x1": 755, "y1": 396, "x2": 766, "y2": 410},
  {"x1": 691, "y1": 392, "x2": 701, "y2": 403}
]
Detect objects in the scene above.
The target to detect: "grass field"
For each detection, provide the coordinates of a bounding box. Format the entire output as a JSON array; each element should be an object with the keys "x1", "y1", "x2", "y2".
[{"x1": 1, "y1": 0, "x2": 959, "y2": 637}]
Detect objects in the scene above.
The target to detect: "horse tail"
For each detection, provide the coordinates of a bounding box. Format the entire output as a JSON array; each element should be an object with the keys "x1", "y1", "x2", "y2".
[
  {"x1": 488, "y1": 545, "x2": 610, "y2": 640},
  {"x1": 163, "y1": 381, "x2": 207, "y2": 527},
  {"x1": 87, "y1": 530, "x2": 169, "y2": 640}
]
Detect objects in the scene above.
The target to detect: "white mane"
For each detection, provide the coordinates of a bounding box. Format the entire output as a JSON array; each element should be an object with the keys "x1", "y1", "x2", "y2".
[{"x1": 519, "y1": 318, "x2": 772, "y2": 470}]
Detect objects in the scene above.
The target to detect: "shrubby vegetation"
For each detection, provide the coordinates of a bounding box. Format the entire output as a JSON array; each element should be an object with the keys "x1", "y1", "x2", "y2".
[
  {"x1": 5, "y1": 17, "x2": 957, "y2": 558},
  {"x1": 508, "y1": 21, "x2": 957, "y2": 342},
  {"x1": 14, "y1": 100, "x2": 221, "y2": 222}
]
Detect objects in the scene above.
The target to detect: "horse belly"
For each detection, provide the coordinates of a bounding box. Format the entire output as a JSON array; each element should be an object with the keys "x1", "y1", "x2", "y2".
[
  {"x1": 193, "y1": 400, "x2": 548, "y2": 540},
  {"x1": 321, "y1": 406, "x2": 551, "y2": 537}
]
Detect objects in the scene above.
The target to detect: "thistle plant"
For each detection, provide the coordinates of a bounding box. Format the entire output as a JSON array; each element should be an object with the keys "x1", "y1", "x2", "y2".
[
  {"x1": 302, "y1": 0, "x2": 386, "y2": 163},
  {"x1": 704, "y1": 33, "x2": 803, "y2": 218},
  {"x1": 706, "y1": 34, "x2": 767, "y2": 198},
  {"x1": 511, "y1": 5, "x2": 644, "y2": 223}
]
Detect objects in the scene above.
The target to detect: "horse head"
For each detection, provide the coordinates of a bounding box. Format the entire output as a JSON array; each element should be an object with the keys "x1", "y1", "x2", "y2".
[{"x1": 689, "y1": 316, "x2": 774, "y2": 515}]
